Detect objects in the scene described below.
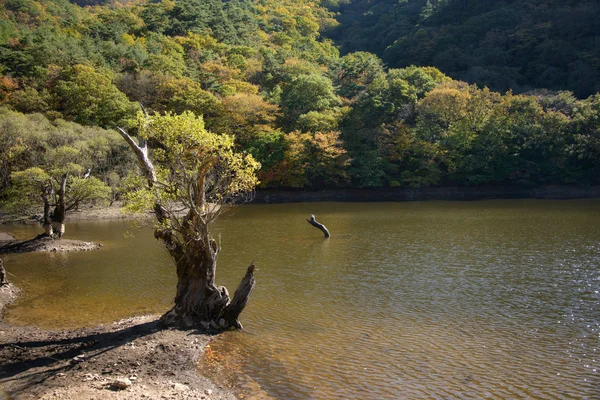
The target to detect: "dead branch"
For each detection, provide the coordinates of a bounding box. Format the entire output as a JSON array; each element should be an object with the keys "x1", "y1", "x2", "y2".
[
  {"x1": 307, "y1": 214, "x2": 330, "y2": 238},
  {"x1": 117, "y1": 127, "x2": 157, "y2": 186}
]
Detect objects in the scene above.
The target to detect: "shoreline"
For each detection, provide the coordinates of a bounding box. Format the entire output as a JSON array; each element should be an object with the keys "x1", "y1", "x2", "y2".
[
  {"x1": 4, "y1": 184, "x2": 599, "y2": 227},
  {"x1": 2, "y1": 185, "x2": 597, "y2": 229},
  {"x1": 253, "y1": 184, "x2": 600, "y2": 203},
  {"x1": 0, "y1": 303, "x2": 239, "y2": 400},
  {"x1": 0, "y1": 215, "x2": 244, "y2": 400}
]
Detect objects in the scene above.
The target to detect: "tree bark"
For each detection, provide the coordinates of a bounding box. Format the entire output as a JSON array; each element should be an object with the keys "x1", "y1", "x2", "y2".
[
  {"x1": 307, "y1": 214, "x2": 330, "y2": 238},
  {"x1": 219, "y1": 263, "x2": 256, "y2": 329}
]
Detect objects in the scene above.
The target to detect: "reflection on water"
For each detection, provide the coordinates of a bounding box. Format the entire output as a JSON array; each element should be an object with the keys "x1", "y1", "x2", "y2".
[{"x1": 2, "y1": 200, "x2": 600, "y2": 399}]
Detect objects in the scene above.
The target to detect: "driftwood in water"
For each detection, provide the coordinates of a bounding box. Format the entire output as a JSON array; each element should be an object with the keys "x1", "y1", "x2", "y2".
[{"x1": 307, "y1": 214, "x2": 330, "y2": 238}]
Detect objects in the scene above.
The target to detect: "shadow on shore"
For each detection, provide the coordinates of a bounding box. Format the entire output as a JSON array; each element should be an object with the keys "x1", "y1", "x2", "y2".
[{"x1": 0, "y1": 319, "x2": 160, "y2": 394}]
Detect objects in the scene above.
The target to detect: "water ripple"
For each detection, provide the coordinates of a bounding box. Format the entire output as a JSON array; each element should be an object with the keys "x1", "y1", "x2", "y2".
[
  {"x1": 3, "y1": 201, "x2": 600, "y2": 399},
  {"x1": 201, "y1": 201, "x2": 600, "y2": 399}
]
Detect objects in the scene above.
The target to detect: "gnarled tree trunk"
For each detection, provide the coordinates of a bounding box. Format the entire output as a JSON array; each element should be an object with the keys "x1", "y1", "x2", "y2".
[
  {"x1": 158, "y1": 216, "x2": 255, "y2": 330},
  {"x1": 119, "y1": 127, "x2": 255, "y2": 331}
]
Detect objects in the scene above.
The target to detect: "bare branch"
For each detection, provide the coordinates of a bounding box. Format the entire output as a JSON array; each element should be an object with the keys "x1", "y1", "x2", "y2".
[{"x1": 117, "y1": 127, "x2": 157, "y2": 186}]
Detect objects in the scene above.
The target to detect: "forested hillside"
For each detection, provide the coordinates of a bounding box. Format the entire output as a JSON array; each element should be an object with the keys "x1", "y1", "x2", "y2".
[
  {"x1": 0, "y1": 0, "x2": 599, "y2": 203},
  {"x1": 326, "y1": 0, "x2": 600, "y2": 98}
]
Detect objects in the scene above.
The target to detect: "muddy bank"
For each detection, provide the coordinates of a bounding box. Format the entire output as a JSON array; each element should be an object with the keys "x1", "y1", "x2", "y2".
[
  {"x1": 0, "y1": 236, "x2": 102, "y2": 254},
  {"x1": 0, "y1": 203, "x2": 132, "y2": 254},
  {"x1": 253, "y1": 184, "x2": 600, "y2": 203},
  {"x1": 0, "y1": 314, "x2": 239, "y2": 400}
]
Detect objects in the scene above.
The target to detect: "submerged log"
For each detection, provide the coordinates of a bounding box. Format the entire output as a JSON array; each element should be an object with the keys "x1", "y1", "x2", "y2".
[{"x1": 307, "y1": 214, "x2": 330, "y2": 238}]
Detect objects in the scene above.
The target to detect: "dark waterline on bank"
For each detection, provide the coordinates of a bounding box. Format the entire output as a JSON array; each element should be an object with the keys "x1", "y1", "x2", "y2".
[{"x1": 253, "y1": 184, "x2": 600, "y2": 203}]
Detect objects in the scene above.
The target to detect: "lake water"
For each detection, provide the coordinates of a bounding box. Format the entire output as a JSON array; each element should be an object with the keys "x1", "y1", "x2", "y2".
[{"x1": 2, "y1": 200, "x2": 599, "y2": 399}]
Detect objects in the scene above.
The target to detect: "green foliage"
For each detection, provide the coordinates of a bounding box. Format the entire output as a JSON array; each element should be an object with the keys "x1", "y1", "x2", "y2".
[
  {"x1": 52, "y1": 65, "x2": 137, "y2": 127},
  {"x1": 297, "y1": 110, "x2": 340, "y2": 133},
  {"x1": 68, "y1": 175, "x2": 111, "y2": 207},
  {"x1": 157, "y1": 77, "x2": 218, "y2": 116},
  {"x1": 259, "y1": 130, "x2": 349, "y2": 189},
  {"x1": 332, "y1": 51, "x2": 385, "y2": 99},
  {"x1": 124, "y1": 112, "x2": 260, "y2": 218},
  {"x1": 0, "y1": 107, "x2": 132, "y2": 208},
  {"x1": 301, "y1": 131, "x2": 350, "y2": 188},
  {"x1": 3, "y1": 167, "x2": 50, "y2": 215},
  {"x1": 0, "y1": 0, "x2": 597, "y2": 193},
  {"x1": 245, "y1": 130, "x2": 286, "y2": 187},
  {"x1": 163, "y1": 0, "x2": 260, "y2": 45},
  {"x1": 208, "y1": 93, "x2": 279, "y2": 146},
  {"x1": 3, "y1": 166, "x2": 110, "y2": 218},
  {"x1": 280, "y1": 73, "x2": 341, "y2": 130},
  {"x1": 379, "y1": 122, "x2": 443, "y2": 187}
]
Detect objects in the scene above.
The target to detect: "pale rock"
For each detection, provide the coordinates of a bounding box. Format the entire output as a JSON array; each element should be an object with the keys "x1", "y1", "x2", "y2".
[
  {"x1": 82, "y1": 373, "x2": 100, "y2": 382},
  {"x1": 111, "y1": 377, "x2": 132, "y2": 390},
  {"x1": 70, "y1": 354, "x2": 86, "y2": 365},
  {"x1": 173, "y1": 382, "x2": 189, "y2": 391}
]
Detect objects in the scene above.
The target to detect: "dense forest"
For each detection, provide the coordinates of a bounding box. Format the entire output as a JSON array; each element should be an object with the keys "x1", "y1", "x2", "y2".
[
  {"x1": 0, "y1": 0, "x2": 599, "y2": 207},
  {"x1": 326, "y1": 0, "x2": 600, "y2": 98}
]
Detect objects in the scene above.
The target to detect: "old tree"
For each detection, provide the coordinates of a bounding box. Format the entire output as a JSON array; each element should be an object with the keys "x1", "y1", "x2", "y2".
[
  {"x1": 119, "y1": 112, "x2": 260, "y2": 330},
  {"x1": 4, "y1": 156, "x2": 110, "y2": 238}
]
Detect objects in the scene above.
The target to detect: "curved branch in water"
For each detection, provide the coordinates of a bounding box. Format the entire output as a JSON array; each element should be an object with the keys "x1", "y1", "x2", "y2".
[{"x1": 307, "y1": 215, "x2": 330, "y2": 238}]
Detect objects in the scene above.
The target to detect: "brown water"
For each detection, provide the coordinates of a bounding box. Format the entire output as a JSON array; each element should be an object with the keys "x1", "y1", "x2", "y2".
[{"x1": 2, "y1": 200, "x2": 600, "y2": 399}]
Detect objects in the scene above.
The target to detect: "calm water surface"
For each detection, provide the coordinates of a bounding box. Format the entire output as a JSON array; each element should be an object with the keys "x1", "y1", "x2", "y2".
[{"x1": 2, "y1": 200, "x2": 599, "y2": 399}]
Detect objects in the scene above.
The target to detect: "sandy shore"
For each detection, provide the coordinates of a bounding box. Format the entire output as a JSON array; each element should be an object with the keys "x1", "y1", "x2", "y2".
[{"x1": 63, "y1": 203, "x2": 133, "y2": 221}]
